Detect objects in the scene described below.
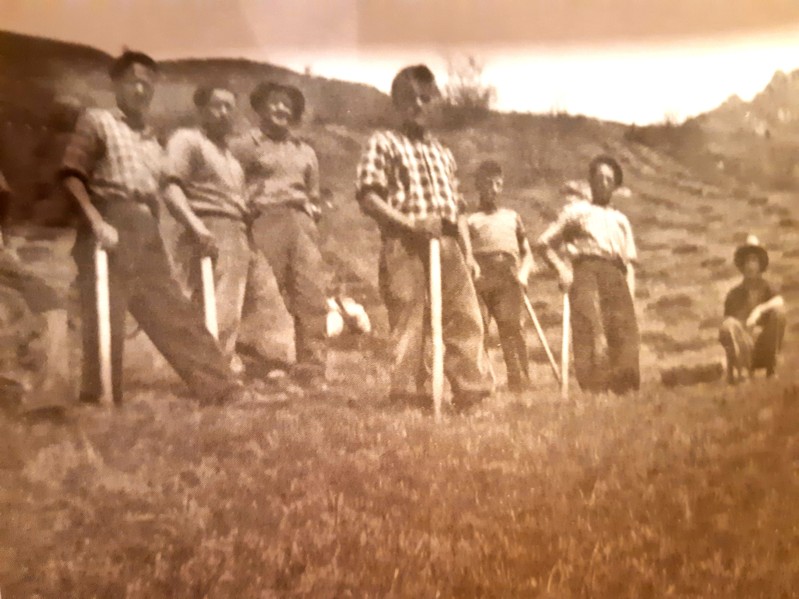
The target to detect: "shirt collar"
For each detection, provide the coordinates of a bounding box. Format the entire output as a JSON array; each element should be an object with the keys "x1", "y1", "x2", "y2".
[
  {"x1": 110, "y1": 107, "x2": 153, "y2": 136},
  {"x1": 398, "y1": 123, "x2": 434, "y2": 143},
  {"x1": 252, "y1": 127, "x2": 298, "y2": 145}
]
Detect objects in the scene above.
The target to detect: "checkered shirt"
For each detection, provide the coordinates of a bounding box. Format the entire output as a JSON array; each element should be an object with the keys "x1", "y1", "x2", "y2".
[
  {"x1": 356, "y1": 129, "x2": 462, "y2": 225},
  {"x1": 61, "y1": 107, "x2": 163, "y2": 204}
]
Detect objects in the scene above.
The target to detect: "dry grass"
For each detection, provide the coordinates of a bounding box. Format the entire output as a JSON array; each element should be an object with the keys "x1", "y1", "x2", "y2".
[{"x1": 1, "y1": 361, "x2": 798, "y2": 598}]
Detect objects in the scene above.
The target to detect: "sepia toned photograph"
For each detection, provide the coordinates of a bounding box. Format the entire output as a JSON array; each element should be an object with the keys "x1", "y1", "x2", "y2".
[{"x1": 1, "y1": 0, "x2": 797, "y2": 596}]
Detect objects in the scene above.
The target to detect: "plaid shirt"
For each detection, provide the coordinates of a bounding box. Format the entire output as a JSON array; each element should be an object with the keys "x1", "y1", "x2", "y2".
[
  {"x1": 60, "y1": 107, "x2": 163, "y2": 204},
  {"x1": 356, "y1": 129, "x2": 462, "y2": 225}
]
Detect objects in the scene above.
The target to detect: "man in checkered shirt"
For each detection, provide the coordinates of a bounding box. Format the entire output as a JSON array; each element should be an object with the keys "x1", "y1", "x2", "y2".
[
  {"x1": 356, "y1": 65, "x2": 493, "y2": 412},
  {"x1": 59, "y1": 50, "x2": 247, "y2": 405}
]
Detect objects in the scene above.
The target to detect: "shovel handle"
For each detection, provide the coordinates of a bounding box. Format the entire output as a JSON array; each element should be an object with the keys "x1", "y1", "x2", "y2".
[
  {"x1": 200, "y1": 255, "x2": 219, "y2": 340},
  {"x1": 94, "y1": 244, "x2": 113, "y2": 404},
  {"x1": 561, "y1": 292, "x2": 571, "y2": 399},
  {"x1": 429, "y1": 238, "x2": 444, "y2": 420},
  {"x1": 521, "y1": 289, "x2": 561, "y2": 384}
]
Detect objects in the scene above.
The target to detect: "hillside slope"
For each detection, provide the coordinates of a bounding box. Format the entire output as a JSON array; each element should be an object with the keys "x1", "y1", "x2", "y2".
[{"x1": 1, "y1": 30, "x2": 796, "y2": 389}]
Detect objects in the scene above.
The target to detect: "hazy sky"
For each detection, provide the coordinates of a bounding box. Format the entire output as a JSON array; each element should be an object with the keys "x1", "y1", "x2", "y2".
[{"x1": 4, "y1": 0, "x2": 799, "y2": 124}]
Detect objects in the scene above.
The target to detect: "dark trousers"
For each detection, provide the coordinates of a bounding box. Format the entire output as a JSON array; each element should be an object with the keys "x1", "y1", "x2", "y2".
[
  {"x1": 570, "y1": 256, "x2": 640, "y2": 394},
  {"x1": 249, "y1": 206, "x2": 328, "y2": 372},
  {"x1": 474, "y1": 253, "x2": 529, "y2": 390},
  {"x1": 379, "y1": 232, "x2": 493, "y2": 400},
  {"x1": 73, "y1": 202, "x2": 240, "y2": 403}
]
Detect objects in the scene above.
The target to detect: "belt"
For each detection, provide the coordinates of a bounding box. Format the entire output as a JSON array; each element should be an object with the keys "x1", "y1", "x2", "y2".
[{"x1": 573, "y1": 253, "x2": 627, "y2": 274}]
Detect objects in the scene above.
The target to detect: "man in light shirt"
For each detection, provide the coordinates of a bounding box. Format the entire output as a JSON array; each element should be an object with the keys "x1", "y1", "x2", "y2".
[
  {"x1": 163, "y1": 82, "x2": 249, "y2": 373},
  {"x1": 232, "y1": 81, "x2": 329, "y2": 385},
  {"x1": 467, "y1": 160, "x2": 534, "y2": 392},
  {"x1": 537, "y1": 155, "x2": 640, "y2": 394}
]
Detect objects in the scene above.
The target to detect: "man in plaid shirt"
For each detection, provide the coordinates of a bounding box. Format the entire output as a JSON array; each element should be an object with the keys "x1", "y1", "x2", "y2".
[
  {"x1": 356, "y1": 65, "x2": 493, "y2": 412},
  {"x1": 59, "y1": 50, "x2": 247, "y2": 405}
]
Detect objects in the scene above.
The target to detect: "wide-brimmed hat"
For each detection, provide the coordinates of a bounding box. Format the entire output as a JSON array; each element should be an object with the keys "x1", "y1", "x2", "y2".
[
  {"x1": 589, "y1": 155, "x2": 623, "y2": 188},
  {"x1": 734, "y1": 234, "x2": 769, "y2": 272},
  {"x1": 249, "y1": 81, "x2": 305, "y2": 122}
]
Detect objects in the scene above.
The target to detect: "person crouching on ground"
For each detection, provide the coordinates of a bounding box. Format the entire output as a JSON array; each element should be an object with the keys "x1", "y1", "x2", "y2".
[
  {"x1": 59, "y1": 50, "x2": 248, "y2": 405},
  {"x1": 719, "y1": 234, "x2": 786, "y2": 384},
  {"x1": 467, "y1": 160, "x2": 534, "y2": 392},
  {"x1": 231, "y1": 81, "x2": 329, "y2": 387},
  {"x1": 355, "y1": 64, "x2": 494, "y2": 412},
  {"x1": 163, "y1": 82, "x2": 249, "y2": 375},
  {"x1": 537, "y1": 155, "x2": 640, "y2": 394}
]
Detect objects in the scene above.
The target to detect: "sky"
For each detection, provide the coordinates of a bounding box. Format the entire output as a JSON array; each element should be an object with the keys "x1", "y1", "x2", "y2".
[{"x1": 4, "y1": 0, "x2": 799, "y2": 124}]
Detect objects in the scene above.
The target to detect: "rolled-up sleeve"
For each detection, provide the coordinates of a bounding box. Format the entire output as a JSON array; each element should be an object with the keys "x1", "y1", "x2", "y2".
[
  {"x1": 163, "y1": 129, "x2": 196, "y2": 186},
  {"x1": 60, "y1": 110, "x2": 102, "y2": 183},
  {"x1": 356, "y1": 132, "x2": 390, "y2": 201}
]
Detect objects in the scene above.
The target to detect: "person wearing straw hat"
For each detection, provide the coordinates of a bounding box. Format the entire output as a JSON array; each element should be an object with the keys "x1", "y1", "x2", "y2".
[
  {"x1": 467, "y1": 159, "x2": 534, "y2": 392},
  {"x1": 59, "y1": 50, "x2": 248, "y2": 405},
  {"x1": 163, "y1": 82, "x2": 249, "y2": 374},
  {"x1": 537, "y1": 155, "x2": 640, "y2": 394},
  {"x1": 231, "y1": 80, "x2": 329, "y2": 386},
  {"x1": 355, "y1": 64, "x2": 493, "y2": 412},
  {"x1": 719, "y1": 234, "x2": 786, "y2": 384}
]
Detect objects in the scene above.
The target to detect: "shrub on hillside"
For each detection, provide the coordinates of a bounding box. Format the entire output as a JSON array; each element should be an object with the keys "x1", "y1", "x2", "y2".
[{"x1": 441, "y1": 56, "x2": 496, "y2": 129}]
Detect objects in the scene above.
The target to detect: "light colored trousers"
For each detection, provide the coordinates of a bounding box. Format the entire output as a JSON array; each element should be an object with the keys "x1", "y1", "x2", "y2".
[
  {"x1": 175, "y1": 215, "x2": 250, "y2": 362},
  {"x1": 378, "y1": 232, "x2": 494, "y2": 400}
]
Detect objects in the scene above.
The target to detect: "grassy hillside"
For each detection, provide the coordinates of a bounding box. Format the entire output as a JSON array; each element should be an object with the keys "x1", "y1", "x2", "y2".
[{"x1": 1, "y1": 30, "x2": 798, "y2": 598}]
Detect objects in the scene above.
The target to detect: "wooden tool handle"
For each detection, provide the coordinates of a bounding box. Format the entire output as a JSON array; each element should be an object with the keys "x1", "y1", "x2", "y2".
[
  {"x1": 561, "y1": 292, "x2": 571, "y2": 399},
  {"x1": 94, "y1": 244, "x2": 113, "y2": 404},
  {"x1": 429, "y1": 239, "x2": 444, "y2": 420},
  {"x1": 200, "y1": 256, "x2": 219, "y2": 340}
]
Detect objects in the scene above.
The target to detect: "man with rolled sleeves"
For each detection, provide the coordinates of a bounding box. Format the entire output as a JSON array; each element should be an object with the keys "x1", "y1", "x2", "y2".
[
  {"x1": 59, "y1": 50, "x2": 246, "y2": 405},
  {"x1": 537, "y1": 155, "x2": 640, "y2": 395},
  {"x1": 231, "y1": 81, "x2": 328, "y2": 383},
  {"x1": 163, "y1": 82, "x2": 249, "y2": 374},
  {"x1": 355, "y1": 64, "x2": 493, "y2": 412}
]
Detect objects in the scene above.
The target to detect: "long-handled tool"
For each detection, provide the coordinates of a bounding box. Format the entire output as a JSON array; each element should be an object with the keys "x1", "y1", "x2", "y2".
[
  {"x1": 94, "y1": 244, "x2": 113, "y2": 404},
  {"x1": 561, "y1": 292, "x2": 571, "y2": 399},
  {"x1": 520, "y1": 288, "x2": 561, "y2": 384},
  {"x1": 200, "y1": 255, "x2": 219, "y2": 340},
  {"x1": 429, "y1": 238, "x2": 444, "y2": 420}
]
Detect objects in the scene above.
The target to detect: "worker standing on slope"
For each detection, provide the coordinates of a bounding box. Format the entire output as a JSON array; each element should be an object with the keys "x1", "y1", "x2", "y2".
[
  {"x1": 59, "y1": 50, "x2": 248, "y2": 405},
  {"x1": 231, "y1": 81, "x2": 329, "y2": 388},
  {"x1": 163, "y1": 82, "x2": 249, "y2": 374},
  {"x1": 537, "y1": 155, "x2": 640, "y2": 394},
  {"x1": 355, "y1": 64, "x2": 494, "y2": 412},
  {"x1": 467, "y1": 160, "x2": 534, "y2": 392}
]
